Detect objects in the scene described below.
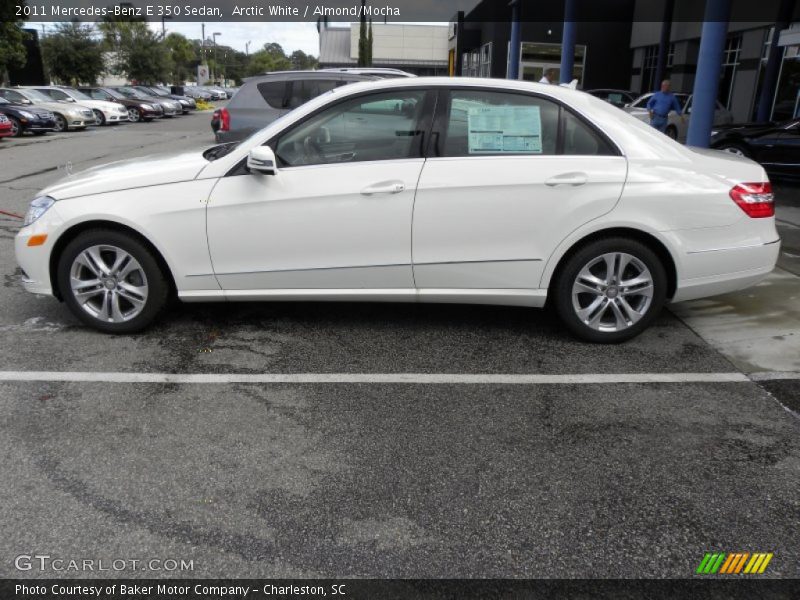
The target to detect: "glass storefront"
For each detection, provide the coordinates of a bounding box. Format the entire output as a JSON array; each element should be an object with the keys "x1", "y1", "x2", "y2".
[
  {"x1": 773, "y1": 43, "x2": 800, "y2": 121},
  {"x1": 511, "y1": 42, "x2": 586, "y2": 85}
]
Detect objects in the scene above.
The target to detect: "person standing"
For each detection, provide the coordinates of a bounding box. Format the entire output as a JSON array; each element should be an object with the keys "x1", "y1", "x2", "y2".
[
  {"x1": 539, "y1": 68, "x2": 558, "y2": 85},
  {"x1": 647, "y1": 80, "x2": 684, "y2": 134}
]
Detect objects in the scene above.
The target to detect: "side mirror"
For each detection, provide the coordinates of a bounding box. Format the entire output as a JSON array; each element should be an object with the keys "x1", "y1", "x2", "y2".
[{"x1": 247, "y1": 145, "x2": 278, "y2": 175}]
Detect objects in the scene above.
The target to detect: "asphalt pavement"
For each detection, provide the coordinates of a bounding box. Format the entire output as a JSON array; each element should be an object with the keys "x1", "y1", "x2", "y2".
[{"x1": 0, "y1": 111, "x2": 798, "y2": 579}]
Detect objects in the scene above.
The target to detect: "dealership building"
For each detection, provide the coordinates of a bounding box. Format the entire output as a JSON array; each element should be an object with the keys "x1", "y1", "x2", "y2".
[{"x1": 449, "y1": 0, "x2": 800, "y2": 124}]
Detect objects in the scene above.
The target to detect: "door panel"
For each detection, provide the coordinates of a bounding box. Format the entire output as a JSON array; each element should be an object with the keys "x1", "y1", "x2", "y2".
[
  {"x1": 206, "y1": 160, "x2": 422, "y2": 290},
  {"x1": 412, "y1": 88, "x2": 627, "y2": 290},
  {"x1": 413, "y1": 156, "x2": 627, "y2": 289}
]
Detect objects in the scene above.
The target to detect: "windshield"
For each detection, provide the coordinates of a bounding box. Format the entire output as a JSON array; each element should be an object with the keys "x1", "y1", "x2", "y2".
[
  {"x1": 116, "y1": 87, "x2": 151, "y2": 100},
  {"x1": 103, "y1": 88, "x2": 126, "y2": 100},
  {"x1": 145, "y1": 87, "x2": 169, "y2": 96},
  {"x1": 0, "y1": 97, "x2": 8, "y2": 105},
  {"x1": 22, "y1": 89, "x2": 53, "y2": 102},
  {"x1": 64, "y1": 88, "x2": 93, "y2": 101}
]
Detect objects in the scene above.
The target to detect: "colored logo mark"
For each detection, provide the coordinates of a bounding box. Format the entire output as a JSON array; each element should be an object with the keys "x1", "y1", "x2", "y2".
[{"x1": 696, "y1": 552, "x2": 773, "y2": 574}]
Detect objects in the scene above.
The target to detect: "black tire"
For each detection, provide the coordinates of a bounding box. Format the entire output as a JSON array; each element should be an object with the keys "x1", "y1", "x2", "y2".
[
  {"x1": 127, "y1": 107, "x2": 141, "y2": 123},
  {"x1": 665, "y1": 125, "x2": 678, "y2": 140},
  {"x1": 56, "y1": 229, "x2": 169, "y2": 333},
  {"x1": 717, "y1": 143, "x2": 751, "y2": 159},
  {"x1": 93, "y1": 109, "x2": 105, "y2": 126},
  {"x1": 553, "y1": 237, "x2": 667, "y2": 343},
  {"x1": 8, "y1": 116, "x2": 23, "y2": 137},
  {"x1": 53, "y1": 113, "x2": 67, "y2": 132}
]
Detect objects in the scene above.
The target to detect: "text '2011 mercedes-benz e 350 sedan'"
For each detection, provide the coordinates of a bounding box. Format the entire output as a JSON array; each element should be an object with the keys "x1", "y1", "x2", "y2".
[{"x1": 15, "y1": 78, "x2": 780, "y2": 342}]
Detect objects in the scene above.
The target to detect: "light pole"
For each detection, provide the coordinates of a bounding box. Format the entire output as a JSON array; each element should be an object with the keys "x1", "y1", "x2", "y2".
[
  {"x1": 212, "y1": 32, "x2": 221, "y2": 83},
  {"x1": 245, "y1": 41, "x2": 251, "y2": 56}
]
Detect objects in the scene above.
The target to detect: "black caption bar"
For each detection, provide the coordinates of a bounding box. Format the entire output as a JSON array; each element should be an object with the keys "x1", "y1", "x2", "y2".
[
  {"x1": 2, "y1": 579, "x2": 800, "y2": 600},
  {"x1": 7, "y1": 0, "x2": 800, "y2": 23}
]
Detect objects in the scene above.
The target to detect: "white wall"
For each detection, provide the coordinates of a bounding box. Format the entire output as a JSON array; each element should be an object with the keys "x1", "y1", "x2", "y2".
[{"x1": 349, "y1": 24, "x2": 448, "y2": 62}]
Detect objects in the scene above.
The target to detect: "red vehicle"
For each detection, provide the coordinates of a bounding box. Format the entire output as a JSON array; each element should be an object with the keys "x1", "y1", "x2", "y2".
[{"x1": 0, "y1": 113, "x2": 13, "y2": 138}]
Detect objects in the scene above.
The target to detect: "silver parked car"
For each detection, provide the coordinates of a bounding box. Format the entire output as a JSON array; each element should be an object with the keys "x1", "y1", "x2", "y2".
[
  {"x1": 624, "y1": 92, "x2": 734, "y2": 141},
  {"x1": 0, "y1": 87, "x2": 95, "y2": 132}
]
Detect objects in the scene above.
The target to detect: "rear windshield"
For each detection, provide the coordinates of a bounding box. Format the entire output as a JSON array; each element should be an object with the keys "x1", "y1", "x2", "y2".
[{"x1": 255, "y1": 78, "x2": 344, "y2": 110}]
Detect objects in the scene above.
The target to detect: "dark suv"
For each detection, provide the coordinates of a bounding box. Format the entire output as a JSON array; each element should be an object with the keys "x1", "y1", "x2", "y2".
[{"x1": 213, "y1": 71, "x2": 374, "y2": 142}]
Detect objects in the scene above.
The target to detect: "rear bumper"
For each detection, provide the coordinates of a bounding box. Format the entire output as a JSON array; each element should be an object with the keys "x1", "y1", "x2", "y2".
[{"x1": 672, "y1": 238, "x2": 780, "y2": 302}]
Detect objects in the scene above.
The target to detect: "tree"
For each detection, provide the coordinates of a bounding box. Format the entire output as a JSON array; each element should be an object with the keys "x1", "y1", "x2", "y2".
[
  {"x1": 0, "y1": 0, "x2": 28, "y2": 83},
  {"x1": 246, "y1": 42, "x2": 292, "y2": 76},
  {"x1": 290, "y1": 50, "x2": 318, "y2": 71},
  {"x1": 367, "y1": 19, "x2": 373, "y2": 67},
  {"x1": 41, "y1": 22, "x2": 104, "y2": 85},
  {"x1": 101, "y1": 20, "x2": 169, "y2": 83},
  {"x1": 164, "y1": 32, "x2": 196, "y2": 84}
]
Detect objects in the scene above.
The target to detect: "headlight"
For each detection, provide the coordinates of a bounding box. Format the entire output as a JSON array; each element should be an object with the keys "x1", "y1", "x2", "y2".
[
  {"x1": 24, "y1": 196, "x2": 55, "y2": 227},
  {"x1": 140, "y1": 104, "x2": 154, "y2": 110},
  {"x1": 19, "y1": 110, "x2": 35, "y2": 119}
]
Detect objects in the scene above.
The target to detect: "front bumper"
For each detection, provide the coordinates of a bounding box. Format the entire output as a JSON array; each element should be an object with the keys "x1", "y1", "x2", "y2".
[
  {"x1": 21, "y1": 117, "x2": 56, "y2": 132},
  {"x1": 14, "y1": 209, "x2": 64, "y2": 297},
  {"x1": 0, "y1": 124, "x2": 12, "y2": 137}
]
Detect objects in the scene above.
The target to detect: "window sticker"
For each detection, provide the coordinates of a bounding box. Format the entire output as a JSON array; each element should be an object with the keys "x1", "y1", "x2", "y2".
[{"x1": 467, "y1": 105, "x2": 542, "y2": 154}]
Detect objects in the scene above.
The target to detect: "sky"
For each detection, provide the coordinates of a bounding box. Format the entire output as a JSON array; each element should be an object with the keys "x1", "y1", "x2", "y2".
[{"x1": 31, "y1": 21, "x2": 323, "y2": 56}]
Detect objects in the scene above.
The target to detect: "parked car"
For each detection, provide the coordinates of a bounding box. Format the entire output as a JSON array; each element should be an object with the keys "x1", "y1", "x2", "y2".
[
  {"x1": 711, "y1": 118, "x2": 800, "y2": 181},
  {"x1": 624, "y1": 92, "x2": 734, "y2": 141},
  {"x1": 0, "y1": 87, "x2": 94, "y2": 132},
  {"x1": 112, "y1": 86, "x2": 181, "y2": 117},
  {"x1": 29, "y1": 86, "x2": 130, "y2": 125},
  {"x1": 183, "y1": 87, "x2": 214, "y2": 101},
  {"x1": 196, "y1": 86, "x2": 227, "y2": 101},
  {"x1": 0, "y1": 96, "x2": 56, "y2": 137},
  {"x1": 0, "y1": 113, "x2": 13, "y2": 139},
  {"x1": 134, "y1": 86, "x2": 196, "y2": 114},
  {"x1": 15, "y1": 78, "x2": 779, "y2": 342},
  {"x1": 78, "y1": 86, "x2": 163, "y2": 122},
  {"x1": 586, "y1": 89, "x2": 637, "y2": 109},
  {"x1": 213, "y1": 71, "x2": 373, "y2": 142}
]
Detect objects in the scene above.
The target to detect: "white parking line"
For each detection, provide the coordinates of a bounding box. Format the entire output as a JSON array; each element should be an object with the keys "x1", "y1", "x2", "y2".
[{"x1": 0, "y1": 370, "x2": 788, "y2": 384}]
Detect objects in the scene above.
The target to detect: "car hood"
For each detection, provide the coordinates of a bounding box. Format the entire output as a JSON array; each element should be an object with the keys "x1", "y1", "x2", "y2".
[
  {"x1": 40, "y1": 151, "x2": 210, "y2": 200},
  {"x1": 75, "y1": 99, "x2": 125, "y2": 112},
  {"x1": 712, "y1": 122, "x2": 779, "y2": 136}
]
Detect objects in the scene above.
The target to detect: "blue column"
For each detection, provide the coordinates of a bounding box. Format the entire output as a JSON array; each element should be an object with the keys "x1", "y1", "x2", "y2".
[
  {"x1": 560, "y1": 0, "x2": 577, "y2": 83},
  {"x1": 508, "y1": 0, "x2": 521, "y2": 79},
  {"x1": 756, "y1": 0, "x2": 795, "y2": 122},
  {"x1": 653, "y1": 0, "x2": 675, "y2": 91},
  {"x1": 686, "y1": 0, "x2": 731, "y2": 148}
]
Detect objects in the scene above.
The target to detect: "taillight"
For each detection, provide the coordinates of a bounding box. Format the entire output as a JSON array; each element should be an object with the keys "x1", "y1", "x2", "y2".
[
  {"x1": 729, "y1": 182, "x2": 774, "y2": 218},
  {"x1": 219, "y1": 108, "x2": 230, "y2": 132}
]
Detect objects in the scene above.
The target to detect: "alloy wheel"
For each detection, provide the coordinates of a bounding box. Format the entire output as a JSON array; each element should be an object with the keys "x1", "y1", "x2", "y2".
[
  {"x1": 571, "y1": 252, "x2": 654, "y2": 333},
  {"x1": 53, "y1": 114, "x2": 67, "y2": 132},
  {"x1": 721, "y1": 146, "x2": 745, "y2": 157},
  {"x1": 9, "y1": 117, "x2": 21, "y2": 136},
  {"x1": 128, "y1": 108, "x2": 140, "y2": 122},
  {"x1": 93, "y1": 109, "x2": 105, "y2": 126},
  {"x1": 69, "y1": 245, "x2": 149, "y2": 323}
]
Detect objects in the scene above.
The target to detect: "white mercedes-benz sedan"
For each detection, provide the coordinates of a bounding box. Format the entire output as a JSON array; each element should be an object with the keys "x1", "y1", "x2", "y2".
[{"x1": 15, "y1": 78, "x2": 780, "y2": 342}]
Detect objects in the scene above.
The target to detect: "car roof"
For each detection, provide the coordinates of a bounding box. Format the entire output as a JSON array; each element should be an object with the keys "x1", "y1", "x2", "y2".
[{"x1": 244, "y1": 71, "x2": 375, "y2": 82}]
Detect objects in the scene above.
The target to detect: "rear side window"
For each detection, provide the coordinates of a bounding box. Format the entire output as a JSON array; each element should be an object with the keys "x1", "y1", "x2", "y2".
[
  {"x1": 286, "y1": 79, "x2": 340, "y2": 109},
  {"x1": 562, "y1": 109, "x2": 616, "y2": 156},
  {"x1": 442, "y1": 90, "x2": 560, "y2": 156},
  {"x1": 257, "y1": 81, "x2": 287, "y2": 109}
]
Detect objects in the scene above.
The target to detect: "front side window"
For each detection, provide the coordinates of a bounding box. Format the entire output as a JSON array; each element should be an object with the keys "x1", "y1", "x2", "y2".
[
  {"x1": 441, "y1": 90, "x2": 560, "y2": 156},
  {"x1": 42, "y1": 89, "x2": 69, "y2": 101},
  {"x1": 275, "y1": 90, "x2": 428, "y2": 167},
  {"x1": 0, "y1": 89, "x2": 29, "y2": 104}
]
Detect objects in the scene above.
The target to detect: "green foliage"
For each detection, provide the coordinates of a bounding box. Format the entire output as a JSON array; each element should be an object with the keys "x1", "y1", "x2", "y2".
[
  {"x1": 290, "y1": 50, "x2": 318, "y2": 71},
  {"x1": 0, "y1": 0, "x2": 29, "y2": 80},
  {"x1": 246, "y1": 42, "x2": 292, "y2": 76},
  {"x1": 41, "y1": 22, "x2": 104, "y2": 85},
  {"x1": 100, "y1": 21, "x2": 169, "y2": 84},
  {"x1": 358, "y1": 0, "x2": 368, "y2": 68},
  {"x1": 367, "y1": 19, "x2": 373, "y2": 67},
  {"x1": 164, "y1": 32, "x2": 197, "y2": 84}
]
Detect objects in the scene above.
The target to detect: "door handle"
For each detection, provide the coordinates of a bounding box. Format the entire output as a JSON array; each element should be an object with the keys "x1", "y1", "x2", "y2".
[
  {"x1": 544, "y1": 172, "x2": 588, "y2": 187},
  {"x1": 360, "y1": 181, "x2": 406, "y2": 195}
]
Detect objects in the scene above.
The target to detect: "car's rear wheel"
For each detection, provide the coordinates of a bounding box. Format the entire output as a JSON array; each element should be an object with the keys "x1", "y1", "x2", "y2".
[
  {"x1": 127, "y1": 107, "x2": 141, "y2": 122},
  {"x1": 53, "y1": 113, "x2": 67, "y2": 132},
  {"x1": 93, "y1": 109, "x2": 106, "y2": 126},
  {"x1": 718, "y1": 143, "x2": 750, "y2": 158},
  {"x1": 57, "y1": 230, "x2": 169, "y2": 333},
  {"x1": 8, "y1": 116, "x2": 23, "y2": 137},
  {"x1": 553, "y1": 238, "x2": 667, "y2": 343}
]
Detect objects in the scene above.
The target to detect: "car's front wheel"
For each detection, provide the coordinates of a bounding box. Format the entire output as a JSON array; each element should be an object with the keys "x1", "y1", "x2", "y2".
[
  {"x1": 7, "y1": 116, "x2": 23, "y2": 137},
  {"x1": 93, "y1": 109, "x2": 106, "y2": 126},
  {"x1": 57, "y1": 230, "x2": 169, "y2": 333},
  {"x1": 53, "y1": 113, "x2": 67, "y2": 132},
  {"x1": 553, "y1": 238, "x2": 667, "y2": 343},
  {"x1": 127, "y1": 108, "x2": 141, "y2": 122}
]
